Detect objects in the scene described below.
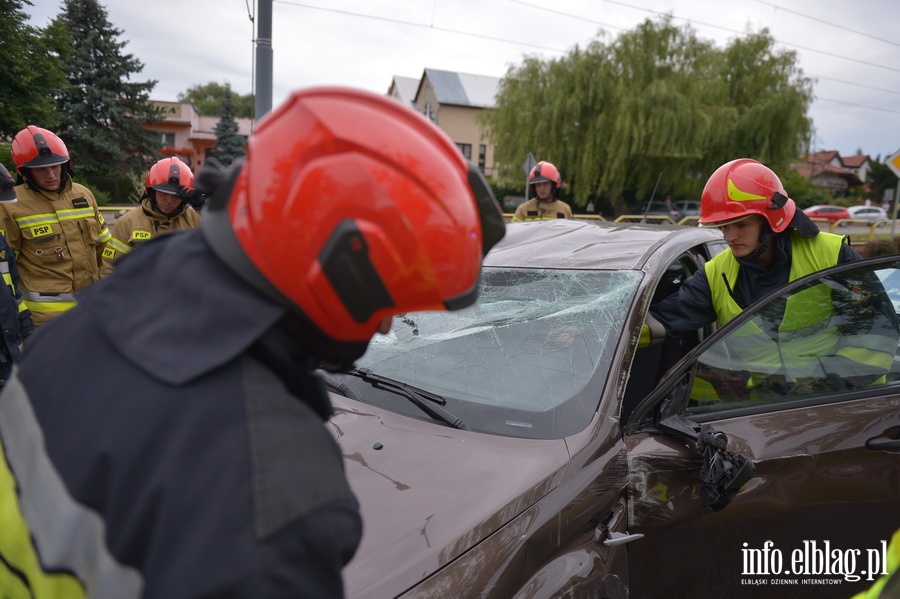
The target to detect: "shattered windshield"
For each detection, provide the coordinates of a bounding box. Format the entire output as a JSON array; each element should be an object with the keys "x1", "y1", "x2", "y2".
[{"x1": 351, "y1": 267, "x2": 642, "y2": 439}]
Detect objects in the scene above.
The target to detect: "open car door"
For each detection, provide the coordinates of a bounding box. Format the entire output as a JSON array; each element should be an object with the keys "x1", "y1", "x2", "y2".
[{"x1": 622, "y1": 255, "x2": 900, "y2": 598}]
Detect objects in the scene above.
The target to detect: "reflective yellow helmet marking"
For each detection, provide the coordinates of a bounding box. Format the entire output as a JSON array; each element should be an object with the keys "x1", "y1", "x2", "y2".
[{"x1": 727, "y1": 178, "x2": 766, "y2": 202}]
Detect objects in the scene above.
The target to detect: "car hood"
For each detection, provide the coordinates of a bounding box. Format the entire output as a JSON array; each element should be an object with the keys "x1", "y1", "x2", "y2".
[{"x1": 329, "y1": 394, "x2": 571, "y2": 598}]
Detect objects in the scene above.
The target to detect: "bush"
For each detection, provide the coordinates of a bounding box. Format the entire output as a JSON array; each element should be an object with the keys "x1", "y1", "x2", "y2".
[{"x1": 864, "y1": 239, "x2": 900, "y2": 257}]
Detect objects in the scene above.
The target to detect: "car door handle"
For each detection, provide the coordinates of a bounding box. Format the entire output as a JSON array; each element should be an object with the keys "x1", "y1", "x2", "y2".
[
  {"x1": 866, "y1": 434, "x2": 900, "y2": 452},
  {"x1": 603, "y1": 532, "x2": 645, "y2": 547}
]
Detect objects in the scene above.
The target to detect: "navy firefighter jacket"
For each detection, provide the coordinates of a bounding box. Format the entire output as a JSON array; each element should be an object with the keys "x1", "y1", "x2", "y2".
[
  {"x1": 0, "y1": 230, "x2": 362, "y2": 598},
  {"x1": 0, "y1": 232, "x2": 33, "y2": 385}
]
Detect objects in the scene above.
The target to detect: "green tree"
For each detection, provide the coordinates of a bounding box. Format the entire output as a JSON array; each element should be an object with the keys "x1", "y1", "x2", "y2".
[
  {"x1": 177, "y1": 81, "x2": 254, "y2": 118},
  {"x1": 210, "y1": 84, "x2": 245, "y2": 167},
  {"x1": 50, "y1": 0, "x2": 161, "y2": 202},
  {"x1": 0, "y1": 0, "x2": 67, "y2": 137},
  {"x1": 481, "y1": 16, "x2": 813, "y2": 210},
  {"x1": 781, "y1": 170, "x2": 833, "y2": 208},
  {"x1": 865, "y1": 157, "x2": 898, "y2": 207}
]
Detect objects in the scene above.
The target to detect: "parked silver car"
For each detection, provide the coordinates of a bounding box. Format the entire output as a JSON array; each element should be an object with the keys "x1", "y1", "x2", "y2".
[{"x1": 848, "y1": 205, "x2": 889, "y2": 224}]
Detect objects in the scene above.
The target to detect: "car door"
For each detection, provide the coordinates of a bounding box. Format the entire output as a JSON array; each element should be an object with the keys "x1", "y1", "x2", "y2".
[{"x1": 622, "y1": 256, "x2": 900, "y2": 598}]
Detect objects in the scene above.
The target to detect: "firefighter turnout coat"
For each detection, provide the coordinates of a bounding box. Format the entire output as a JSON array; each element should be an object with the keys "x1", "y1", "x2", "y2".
[
  {"x1": 0, "y1": 230, "x2": 361, "y2": 598},
  {"x1": 101, "y1": 198, "x2": 201, "y2": 276},
  {"x1": 511, "y1": 197, "x2": 574, "y2": 222},
  {"x1": 0, "y1": 180, "x2": 110, "y2": 325}
]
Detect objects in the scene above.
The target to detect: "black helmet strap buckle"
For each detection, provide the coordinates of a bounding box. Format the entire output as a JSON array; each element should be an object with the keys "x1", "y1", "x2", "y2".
[{"x1": 769, "y1": 191, "x2": 788, "y2": 209}]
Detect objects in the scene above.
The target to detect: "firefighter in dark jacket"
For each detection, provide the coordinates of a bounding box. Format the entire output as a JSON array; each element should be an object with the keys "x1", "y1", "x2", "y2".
[
  {"x1": 0, "y1": 162, "x2": 34, "y2": 387},
  {"x1": 0, "y1": 87, "x2": 506, "y2": 598},
  {"x1": 649, "y1": 158, "x2": 861, "y2": 335},
  {"x1": 645, "y1": 158, "x2": 895, "y2": 396}
]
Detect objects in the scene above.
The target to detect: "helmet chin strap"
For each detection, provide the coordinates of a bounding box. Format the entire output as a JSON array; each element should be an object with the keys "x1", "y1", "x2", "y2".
[{"x1": 746, "y1": 225, "x2": 775, "y2": 262}]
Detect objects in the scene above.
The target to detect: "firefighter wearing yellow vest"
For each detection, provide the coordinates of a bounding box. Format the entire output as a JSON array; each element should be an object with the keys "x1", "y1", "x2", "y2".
[
  {"x1": 511, "y1": 161, "x2": 573, "y2": 222},
  {"x1": 101, "y1": 157, "x2": 202, "y2": 277},
  {"x1": 0, "y1": 126, "x2": 111, "y2": 327},
  {"x1": 645, "y1": 159, "x2": 894, "y2": 398}
]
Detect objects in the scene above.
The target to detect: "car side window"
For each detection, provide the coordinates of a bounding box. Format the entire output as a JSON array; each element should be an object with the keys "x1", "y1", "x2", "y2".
[{"x1": 685, "y1": 260, "x2": 900, "y2": 413}]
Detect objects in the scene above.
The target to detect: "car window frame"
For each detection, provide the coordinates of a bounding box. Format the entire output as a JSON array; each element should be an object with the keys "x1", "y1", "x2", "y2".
[{"x1": 625, "y1": 254, "x2": 900, "y2": 433}]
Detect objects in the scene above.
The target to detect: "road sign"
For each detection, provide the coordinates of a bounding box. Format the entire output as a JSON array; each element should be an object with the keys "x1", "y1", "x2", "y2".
[
  {"x1": 522, "y1": 152, "x2": 537, "y2": 175},
  {"x1": 887, "y1": 150, "x2": 900, "y2": 179}
]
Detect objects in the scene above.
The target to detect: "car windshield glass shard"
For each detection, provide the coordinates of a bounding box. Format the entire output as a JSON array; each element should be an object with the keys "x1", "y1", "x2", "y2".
[
  {"x1": 356, "y1": 268, "x2": 641, "y2": 438},
  {"x1": 686, "y1": 261, "x2": 900, "y2": 412},
  {"x1": 346, "y1": 368, "x2": 468, "y2": 430}
]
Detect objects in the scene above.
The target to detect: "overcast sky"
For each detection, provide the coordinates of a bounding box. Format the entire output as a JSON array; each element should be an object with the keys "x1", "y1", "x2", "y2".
[{"x1": 25, "y1": 0, "x2": 900, "y2": 162}]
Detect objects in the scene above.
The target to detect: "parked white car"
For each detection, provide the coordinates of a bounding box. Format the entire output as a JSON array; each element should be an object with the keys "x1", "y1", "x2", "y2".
[{"x1": 847, "y1": 205, "x2": 889, "y2": 223}]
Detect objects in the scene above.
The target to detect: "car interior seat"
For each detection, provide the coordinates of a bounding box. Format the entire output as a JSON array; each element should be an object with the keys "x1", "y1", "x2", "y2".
[{"x1": 621, "y1": 257, "x2": 700, "y2": 424}]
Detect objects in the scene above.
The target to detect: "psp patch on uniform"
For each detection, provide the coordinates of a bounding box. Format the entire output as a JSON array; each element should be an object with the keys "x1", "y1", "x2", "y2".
[
  {"x1": 131, "y1": 230, "x2": 151, "y2": 241},
  {"x1": 102, "y1": 246, "x2": 116, "y2": 260},
  {"x1": 29, "y1": 224, "x2": 53, "y2": 238}
]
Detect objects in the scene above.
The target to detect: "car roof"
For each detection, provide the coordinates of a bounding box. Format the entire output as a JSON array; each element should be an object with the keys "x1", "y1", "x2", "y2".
[{"x1": 485, "y1": 220, "x2": 723, "y2": 270}]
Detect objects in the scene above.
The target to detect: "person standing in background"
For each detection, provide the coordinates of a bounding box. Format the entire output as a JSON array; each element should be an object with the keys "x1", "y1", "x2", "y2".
[
  {"x1": 101, "y1": 157, "x2": 202, "y2": 276},
  {"x1": 511, "y1": 160, "x2": 573, "y2": 221},
  {"x1": 0, "y1": 126, "x2": 110, "y2": 327}
]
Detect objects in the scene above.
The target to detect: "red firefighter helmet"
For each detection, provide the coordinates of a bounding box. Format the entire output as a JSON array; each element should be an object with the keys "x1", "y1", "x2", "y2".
[
  {"x1": 200, "y1": 86, "x2": 506, "y2": 365},
  {"x1": 528, "y1": 161, "x2": 561, "y2": 196},
  {"x1": 11, "y1": 126, "x2": 71, "y2": 175},
  {"x1": 146, "y1": 157, "x2": 194, "y2": 197},
  {"x1": 699, "y1": 158, "x2": 795, "y2": 233}
]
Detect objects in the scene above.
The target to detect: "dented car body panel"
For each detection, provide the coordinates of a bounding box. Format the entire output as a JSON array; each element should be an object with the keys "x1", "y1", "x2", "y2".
[{"x1": 328, "y1": 220, "x2": 900, "y2": 598}]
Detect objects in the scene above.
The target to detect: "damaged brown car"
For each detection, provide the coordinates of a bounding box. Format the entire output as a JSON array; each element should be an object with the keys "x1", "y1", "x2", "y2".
[{"x1": 322, "y1": 219, "x2": 900, "y2": 598}]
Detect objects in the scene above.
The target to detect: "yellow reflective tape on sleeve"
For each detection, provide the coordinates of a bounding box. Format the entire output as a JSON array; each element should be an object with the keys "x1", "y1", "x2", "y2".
[
  {"x1": 107, "y1": 238, "x2": 131, "y2": 254},
  {"x1": 0, "y1": 374, "x2": 143, "y2": 596},
  {"x1": 97, "y1": 227, "x2": 111, "y2": 243},
  {"x1": 0, "y1": 436, "x2": 87, "y2": 598}
]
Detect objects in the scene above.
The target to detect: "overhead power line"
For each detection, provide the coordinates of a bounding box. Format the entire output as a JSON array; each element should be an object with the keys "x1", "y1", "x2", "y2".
[
  {"x1": 752, "y1": 0, "x2": 900, "y2": 49},
  {"x1": 274, "y1": 0, "x2": 900, "y2": 95}
]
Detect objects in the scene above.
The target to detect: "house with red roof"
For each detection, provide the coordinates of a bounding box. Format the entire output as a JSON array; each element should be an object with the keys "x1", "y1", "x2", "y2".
[{"x1": 790, "y1": 151, "x2": 870, "y2": 198}]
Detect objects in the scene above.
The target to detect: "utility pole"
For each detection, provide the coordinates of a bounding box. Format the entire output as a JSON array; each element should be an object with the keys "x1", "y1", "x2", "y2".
[{"x1": 254, "y1": 0, "x2": 273, "y2": 121}]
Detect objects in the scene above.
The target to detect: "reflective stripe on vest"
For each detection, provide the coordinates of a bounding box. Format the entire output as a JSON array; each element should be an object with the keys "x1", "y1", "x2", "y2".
[{"x1": 0, "y1": 373, "x2": 144, "y2": 597}]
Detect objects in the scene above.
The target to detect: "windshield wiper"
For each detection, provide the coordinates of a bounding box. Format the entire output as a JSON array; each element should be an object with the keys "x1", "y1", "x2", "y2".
[
  {"x1": 347, "y1": 368, "x2": 469, "y2": 430},
  {"x1": 317, "y1": 370, "x2": 362, "y2": 401}
]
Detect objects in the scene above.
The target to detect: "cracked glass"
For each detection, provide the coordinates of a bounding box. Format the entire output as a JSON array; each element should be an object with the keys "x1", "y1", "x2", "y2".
[{"x1": 353, "y1": 267, "x2": 642, "y2": 439}]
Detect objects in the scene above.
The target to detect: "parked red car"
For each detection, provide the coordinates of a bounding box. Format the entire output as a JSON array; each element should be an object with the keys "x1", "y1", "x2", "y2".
[{"x1": 803, "y1": 204, "x2": 851, "y2": 223}]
